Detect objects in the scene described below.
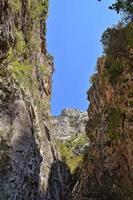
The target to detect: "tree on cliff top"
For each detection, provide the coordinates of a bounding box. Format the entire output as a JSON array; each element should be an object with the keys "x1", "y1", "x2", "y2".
[{"x1": 99, "y1": 0, "x2": 133, "y2": 21}]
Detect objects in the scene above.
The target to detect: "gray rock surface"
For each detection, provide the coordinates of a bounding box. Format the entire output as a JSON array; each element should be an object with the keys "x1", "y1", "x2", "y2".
[
  {"x1": 52, "y1": 109, "x2": 88, "y2": 140},
  {"x1": 0, "y1": 1, "x2": 70, "y2": 200}
]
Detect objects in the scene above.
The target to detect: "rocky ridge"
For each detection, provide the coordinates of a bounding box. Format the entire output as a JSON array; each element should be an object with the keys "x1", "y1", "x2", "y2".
[
  {"x1": 52, "y1": 108, "x2": 88, "y2": 140},
  {"x1": 51, "y1": 109, "x2": 89, "y2": 180}
]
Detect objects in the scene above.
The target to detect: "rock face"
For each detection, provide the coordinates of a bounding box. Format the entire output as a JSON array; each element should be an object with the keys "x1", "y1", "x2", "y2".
[
  {"x1": 1, "y1": 1, "x2": 133, "y2": 200},
  {"x1": 72, "y1": 56, "x2": 133, "y2": 199},
  {"x1": 52, "y1": 109, "x2": 89, "y2": 200},
  {"x1": 52, "y1": 109, "x2": 88, "y2": 140},
  {"x1": 0, "y1": 1, "x2": 69, "y2": 200}
]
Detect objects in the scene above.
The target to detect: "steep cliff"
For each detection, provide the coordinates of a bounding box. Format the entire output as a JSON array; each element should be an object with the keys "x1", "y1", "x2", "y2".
[
  {"x1": 72, "y1": 23, "x2": 133, "y2": 199},
  {"x1": 0, "y1": 1, "x2": 69, "y2": 199}
]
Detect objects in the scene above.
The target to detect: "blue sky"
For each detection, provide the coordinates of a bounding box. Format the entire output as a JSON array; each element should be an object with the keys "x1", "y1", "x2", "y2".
[{"x1": 46, "y1": 0, "x2": 120, "y2": 116}]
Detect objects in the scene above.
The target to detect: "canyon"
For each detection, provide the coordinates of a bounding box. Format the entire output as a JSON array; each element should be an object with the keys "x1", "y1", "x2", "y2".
[{"x1": 0, "y1": 0, "x2": 133, "y2": 200}]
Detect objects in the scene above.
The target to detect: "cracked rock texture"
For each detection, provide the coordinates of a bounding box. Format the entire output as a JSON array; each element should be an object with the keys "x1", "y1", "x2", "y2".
[
  {"x1": 0, "y1": 1, "x2": 70, "y2": 199},
  {"x1": 52, "y1": 109, "x2": 88, "y2": 140},
  {"x1": 72, "y1": 56, "x2": 133, "y2": 200}
]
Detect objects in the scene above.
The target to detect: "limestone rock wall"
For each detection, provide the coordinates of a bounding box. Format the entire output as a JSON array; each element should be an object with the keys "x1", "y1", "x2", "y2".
[
  {"x1": 0, "y1": 1, "x2": 69, "y2": 199},
  {"x1": 52, "y1": 109, "x2": 88, "y2": 140},
  {"x1": 72, "y1": 56, "x2": 133, "y2": 200}
]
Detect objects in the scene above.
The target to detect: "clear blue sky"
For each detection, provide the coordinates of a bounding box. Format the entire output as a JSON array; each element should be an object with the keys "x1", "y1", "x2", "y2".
[{"x1": 46, "y1": 0, "x2": 120, "y2": 116}]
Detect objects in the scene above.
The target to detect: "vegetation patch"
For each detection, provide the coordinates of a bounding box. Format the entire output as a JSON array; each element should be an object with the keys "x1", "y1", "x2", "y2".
[
  {"x1": 101, "y1": 22, "x2": 133, "y2": 85},
  {"x1": 28, "y1": 0, "x2": 49, "y2": 21},
  {"x1": 56, "y1": 133, "x2": 89, "y2": 174},
  {"x1": 90, "y1": 73, "x2": 98, "y2": 85},
  {"x1": 107, "y1": 107, "x2": 124, "y2": 140},
  {"x1": 104, "y1": 55, "x2": 124, "y2": 85},
  {"x1": 15, "y1": 30, "x2": 26, "y2": 56},
  {"x1": 9, "y1": 0, "x2": 21, "y2": 13},
  {"x1": 35, "y1": 98, "x2": 50, "y2": 115},
  {"x1": 10, "y1": 59, "x2": 33, "y2": 91}
]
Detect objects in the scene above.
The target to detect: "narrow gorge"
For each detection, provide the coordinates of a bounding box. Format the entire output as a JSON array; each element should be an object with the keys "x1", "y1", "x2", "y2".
[{"x1": 0, "y1": 0, "x2": 133, "y2": 200}]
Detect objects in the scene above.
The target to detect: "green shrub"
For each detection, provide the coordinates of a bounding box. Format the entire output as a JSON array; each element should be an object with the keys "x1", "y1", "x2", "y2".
[
  {"x1": 56, "y1": 140, "x2": 83, "y2": 173},
  {"x1": 101, "y1": 22, "x2": 133, "y2": 86},
  {"x1": 39, "y1": 64, "x2": 48, "y2": 75},
  {"x1": 26, "y1": 30, "x2": 40, "y2": 53},
  {"x1": 107, "y1": 107, "x2": 124, "y2": 140},
  {"x1": 56, "y1": 133, "x2": 88, "y2": 173},
  {"x1": 65, "y1": 134, "x2": 88, "y2": 152},
  {"x1": 101, "y1": 23, "x2": 127, "y2": 58},
  {"x1": 35, "y1": 98, "x2": 50, "y2": 113},
  {"x1": 104, "y1": 55, "x2": 124, "y2": 85},
  {"x1": 9, "y1": 0, "x2": 21, "y2": 13},
  {"x1": 109, "y1": 0, "x2": 133, "y2": 20},
  {"x1": 10, "y1": 59, "x2": 33, "y2": 91},
  {"x1": 125, "y1": 23, "x2": 133, "y2": 48},
  {"x1": 89, "y1": 74, "x2": 98, "y2": 85},
  {"x1": 28, "y1": 0, "x2": 49, "y2": 20},
  {"x1": 15, "y1": 30, "x2": 26, "y2": 56}
]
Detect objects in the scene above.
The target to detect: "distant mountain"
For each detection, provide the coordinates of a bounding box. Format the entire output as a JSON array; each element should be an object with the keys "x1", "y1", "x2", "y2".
[{"x1": 52, "y1": 108, "x2": 88, "y2": 140}]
